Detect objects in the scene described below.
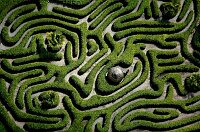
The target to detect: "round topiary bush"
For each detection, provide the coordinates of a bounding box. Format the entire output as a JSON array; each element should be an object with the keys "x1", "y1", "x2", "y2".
[
  {"x1": 45, "y1": 30, "x2": 66, "y2": 52},
  {"x1": 160, "y1": 2, "x2": 180, "y2": 20},
  {"x1": 185, "y1": 74, "x2": 200, "y2": 93},
  {"x1": 39, "y1": 91, "x2": 60, "y2": 109}
]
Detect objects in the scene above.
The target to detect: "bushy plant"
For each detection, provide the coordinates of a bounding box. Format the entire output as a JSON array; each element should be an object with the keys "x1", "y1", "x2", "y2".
[
  {"x1": 160, "y1": 2, "x2": 180, "y2": 20},
  {"x1": 45, "y1": 30, "x2": 66, "y2": 52},
  {"x1": 185, "y1": 74, "x2": 200, "y2": 93},
  {"x1": 39, "y1": 91, "x2": 60, "y2": 109}
]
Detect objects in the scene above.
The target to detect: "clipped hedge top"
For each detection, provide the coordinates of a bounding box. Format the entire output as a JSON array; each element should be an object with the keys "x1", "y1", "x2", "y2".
[{"x1": 0, "y1": 0, "x2": 200, "y2": 131}]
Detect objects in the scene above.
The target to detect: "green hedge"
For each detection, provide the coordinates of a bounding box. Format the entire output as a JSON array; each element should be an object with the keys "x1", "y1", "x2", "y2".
[{"x1": 0, "y1": 0, "x2": 200, "y2": 131}]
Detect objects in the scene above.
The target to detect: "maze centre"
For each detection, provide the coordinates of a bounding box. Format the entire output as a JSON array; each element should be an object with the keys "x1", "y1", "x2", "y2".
[{"x1": 0, "y1": 0, "x2": 200, "y2": 131}]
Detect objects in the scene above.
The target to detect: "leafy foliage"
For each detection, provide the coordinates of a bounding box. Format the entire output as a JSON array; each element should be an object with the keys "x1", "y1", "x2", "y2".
[
  {"x1": 185, "y1": 74, "x2": 200, "y2": 93},
  {"x1": 45, "y1": 30, "x2": 66, "y2": 52},
  {"x1": 0, "y1": 0, "x2": 200, "y2": 131},
  {"x1": 39, "y1": 91, "x2": 60, "y2": 109}
]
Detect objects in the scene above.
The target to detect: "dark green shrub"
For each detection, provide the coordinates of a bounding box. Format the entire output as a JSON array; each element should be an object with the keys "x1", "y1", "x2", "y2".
[
  {"x1": 45, "y1": 30, "x2": 66, "y2": 52},
  {"x1": 39, "y1": 91, "x2": 60, "y2": 109},
  {"x1": 185, "y1": 74, "x2": 200, "y2": 93},
  {"x1": 160, "y1": 2, "x2": 180, "y2": 20}
]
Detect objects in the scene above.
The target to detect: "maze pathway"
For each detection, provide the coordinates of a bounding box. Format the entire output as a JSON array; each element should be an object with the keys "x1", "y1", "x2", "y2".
[{"x1": 0, "y1": 0, "x2": 200, "y2": 131}]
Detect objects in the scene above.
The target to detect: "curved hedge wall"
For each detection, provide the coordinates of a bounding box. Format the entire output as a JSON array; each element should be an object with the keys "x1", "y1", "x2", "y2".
[{"x1": 0, "y1": 0, "x2": 200, "y2": 131}]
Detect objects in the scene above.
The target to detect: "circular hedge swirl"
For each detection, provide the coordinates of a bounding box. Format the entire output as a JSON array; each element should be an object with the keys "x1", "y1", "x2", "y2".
[{"x1": 0, "y1": 0, "x2": 200, "y2": 132}]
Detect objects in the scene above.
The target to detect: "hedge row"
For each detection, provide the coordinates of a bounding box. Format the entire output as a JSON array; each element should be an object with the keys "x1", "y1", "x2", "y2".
[
  {"x1": 0, "y1": 0, "x2": 200, "y2": 131},
  {"x1": 0, "y1": 78, "x2": 68, "y2": 131},
  {"x1": 113, "y1": 11, "x2": 193, "y2": 40},
  {"x1": 52, "y1": 0, "x2": 105, "y2": 18},
  {"x1": 113, "y1": 97, "x2": 200, "y2": 131},
  {"x1": 50, "y1": 0, "x2": 93, "y2": 9}
]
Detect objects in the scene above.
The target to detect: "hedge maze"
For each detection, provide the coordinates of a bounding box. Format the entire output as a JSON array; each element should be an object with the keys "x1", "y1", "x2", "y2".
[{"x1": 0, "y1": 0, "x2": 200, "y2": 131}]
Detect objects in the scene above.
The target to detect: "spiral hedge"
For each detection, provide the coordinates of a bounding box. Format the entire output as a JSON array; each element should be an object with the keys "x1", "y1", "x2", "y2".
[{"x1": 0, "y1": 0, "x2": 200, "y2": 131}]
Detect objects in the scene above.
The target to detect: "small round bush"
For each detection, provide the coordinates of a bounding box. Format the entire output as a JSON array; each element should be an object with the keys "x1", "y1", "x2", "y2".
[
  {"x1": 185, "y1": 74, "x2": 200, "y2": 93},
  {"x1": 39, "y1": 91, "x2": 60, "y2": 109},
  {"x1": 45, "y1": 30, "x2": 66, "y2": 52},
  {"x1": 160, "y1": 3, "x2": 180, "y2": 20}
]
